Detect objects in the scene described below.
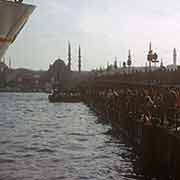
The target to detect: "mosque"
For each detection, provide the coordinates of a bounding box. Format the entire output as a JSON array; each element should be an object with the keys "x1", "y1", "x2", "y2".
[
  {"x1": 47, "y1": 42, "x2": 91, "y2": 90},
  {"x1": 0, "y1": 42, "x2": 92, "y2": 91},
  {"x1": 1, "y1": 41, "x2": 179, "y2": 91}
]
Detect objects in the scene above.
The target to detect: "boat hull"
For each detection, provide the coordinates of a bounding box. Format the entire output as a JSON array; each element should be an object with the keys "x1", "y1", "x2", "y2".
[
  {"x1": 48, "y1": 94, "x2": 82, "y2": 103},
  {"x1": 0, "y1": 0, "x2": 35, "y2": 60}
]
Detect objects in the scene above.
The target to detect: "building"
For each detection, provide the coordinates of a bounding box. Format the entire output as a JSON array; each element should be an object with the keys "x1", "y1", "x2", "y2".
[
  {"x1": 0, "y1": 60, "x2": 9, "y2": 85},
  {"x1": 5, "y1": 68, "x2": 48, "y2": 91},
  {"x1": 0, "y1": 42, "x2": 92, "y2": 91},
  {"x1": 47, "y1": 58, "x2": 71, "y2": 88}
]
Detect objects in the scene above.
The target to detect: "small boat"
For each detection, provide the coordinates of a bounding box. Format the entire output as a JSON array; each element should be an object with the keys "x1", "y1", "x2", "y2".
[{"x1": 48, "y1": 89, "x2": 82, "y2": 103}]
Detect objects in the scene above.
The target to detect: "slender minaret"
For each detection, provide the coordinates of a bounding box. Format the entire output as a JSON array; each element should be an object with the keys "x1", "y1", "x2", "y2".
[
  {"x1": 78, "y1": 45, "x2": 81, "y2": 72},
  {"x1": 107, "y1": 61, "x2": 109, "y2": 70},
  {"x1": 173, "y1": 48, "x2": 177, "y2": 66},
  {"x1": 9, "y1": 56, "x2": 11, "y2": 69},
  {"x1": 145, "y1": 62, "x2": 148, "y2": 72},
  {"x1": 147, "y1": 41, "x2": 152, "y2": 71},
  {"x1": 127, "y1": 49, "x2": 132, "y2": 66},
  {"x1": 149, "y1": 42, "x2": 152, "y2": 52},
  {"x1": 68, "y1": 41, "x2": 71, "y2": 71},
  {"x1": 119, "y1": 61, "x2": 121, "y2": 68},
  {"x1": 114, "y1": 56, "x2": 118, "y2": 69},
  {"x1": 160, "y1": 58, "x2": 163, "y2": 68},
  {"x1": 127, "y1": 49, "x2": 132, "y2": 73}
]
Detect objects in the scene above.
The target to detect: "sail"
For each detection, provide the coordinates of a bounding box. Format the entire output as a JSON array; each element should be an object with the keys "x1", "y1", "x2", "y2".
[{"x1": 0, "y1": 0, "x2": 35, "y2": 61}]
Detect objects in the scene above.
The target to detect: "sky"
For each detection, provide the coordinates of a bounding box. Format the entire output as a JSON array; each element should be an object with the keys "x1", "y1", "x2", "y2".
[{"x1": 6, "y1": 0, "x2": 180, "y2": 70}]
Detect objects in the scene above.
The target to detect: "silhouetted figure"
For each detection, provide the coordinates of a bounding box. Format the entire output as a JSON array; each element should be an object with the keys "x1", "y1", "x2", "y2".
[{"x1": 14, "y1": 0, "x2": 23, "y2": 3}]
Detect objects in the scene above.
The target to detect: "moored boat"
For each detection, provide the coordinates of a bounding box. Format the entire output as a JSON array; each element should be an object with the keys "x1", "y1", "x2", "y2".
[{"x1": 48, "y1": 89, "x2": 82, "y2": 103}]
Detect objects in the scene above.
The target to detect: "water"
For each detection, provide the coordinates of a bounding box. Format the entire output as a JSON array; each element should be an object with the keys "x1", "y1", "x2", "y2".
[{"x1": 0, "y1": 93, "x2": 151, "y2": 180}]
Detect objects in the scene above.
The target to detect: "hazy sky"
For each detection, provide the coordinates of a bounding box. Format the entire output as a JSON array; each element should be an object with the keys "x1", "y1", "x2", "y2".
[{"x1": 6, "y1": 0, "x2": 180, "y2": 70}]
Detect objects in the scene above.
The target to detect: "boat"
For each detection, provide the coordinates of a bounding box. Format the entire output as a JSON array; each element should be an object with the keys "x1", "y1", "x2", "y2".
[
  {"x1": 48, "y1": 89, "x2": 82, "y2": 103},
  {"x1": 0, "y1": 0, "x2": 35, "y2": 61}
]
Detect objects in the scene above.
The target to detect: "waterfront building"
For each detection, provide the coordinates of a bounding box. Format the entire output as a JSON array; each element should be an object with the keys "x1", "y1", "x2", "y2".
[{"x1": 0, "y1": 60, "x2": 8, "y2": 84}]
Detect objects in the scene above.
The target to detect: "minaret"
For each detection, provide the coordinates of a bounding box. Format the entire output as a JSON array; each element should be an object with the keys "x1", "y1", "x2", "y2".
[
  {"x1": 119, "y1": 61, "x2": 121, "y2": 68},
  {"x1": 173, "y1": 48, "x2": 177, "y2": 66},
  {"x1": 9, "y1": 57, "x2": 11, "y2": 69},
  {"x1": 127, "y1": 49, "x2": 132, "y2": 66},
  {"x1": 149, "y1": 42, "x2": 152, "y2": 52},
  {"x1": 107, "y1": 61, "x2": 109, "y2": 70},
  {"x1": 160, "y1": 58, "x2": 163, "y2": 68},
  {"x1": 78, "y1": 45, "x2": 81, "y2": 72},
  {"x1": 147, "y1": 41, "x2": 152, "y2": 71},
  {"x1": 145, "y1": 62, "x2": 148, "y2": 72},
  {"x1": 127, "y1": 49, "x2": 132, "y2": 74},
  {"x1": 114, "y1": 56, "x2": 118, "y2": 69},
  {"x1": 68, "y1": 41, "x2": 71, "y2": 71}
]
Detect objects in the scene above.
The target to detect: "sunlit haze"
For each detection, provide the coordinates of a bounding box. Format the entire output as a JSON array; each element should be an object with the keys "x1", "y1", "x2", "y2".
[{"x1": 6, "y1": 0, "x2": 180, "y2": 70}]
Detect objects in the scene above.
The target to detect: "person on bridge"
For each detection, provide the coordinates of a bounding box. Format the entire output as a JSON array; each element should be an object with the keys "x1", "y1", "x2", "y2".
[{"x1": 14, "y1": 0, "x2": 23, "y2": 3}]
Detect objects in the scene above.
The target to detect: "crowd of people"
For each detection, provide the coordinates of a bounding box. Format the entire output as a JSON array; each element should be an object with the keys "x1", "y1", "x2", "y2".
[
  {"x1": 14, "y1": 0, "x2": 23, "y2": 3},
  {"x1": 3, "y1": 0, "x2": 23, "y2": 3},
  {"x1": 85, "y1": 86, "x2": 180, "y2": 128}
]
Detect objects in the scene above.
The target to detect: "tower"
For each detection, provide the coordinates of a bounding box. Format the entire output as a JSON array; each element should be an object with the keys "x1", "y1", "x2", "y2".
[
  {"x1": 148, "y1": 42, "x2": 152, "y2": 71},
  {"x1": 78, "y1": 45, "x2": 81, "y2": 72},
  {"x1": 68, "y1": 41, "x2": 71, "y2": 71},
  {"x1": 106, "y1": 61, "x2": 109, "y2": 71},
  {"x1": 173, "y1": 48, "x2": 177, "y2": 66},
  {"x1": 127, "y1": 49, "x2": 132, "y2": 66},
  {"x1": 119, "y1": 61, "x2": 121, "y2": 68},
  {"x1": 114, "y1": 56, "x2": 118, "y2": 69},
  {"x1": 127, "y1": 49, "x2": 132, "y2": 73},
  {"x1": 9, "y1": 56, "x2": 11, "y2": 69},
  {"x1": 149, "y1": 41, "x2": 152, "y2": 52},
  {"x1": 160, "y1": 58, "x2": 164, "y2": 69},
  {"x1": 145, "y1": 62, "x2": 148, "y2": 72}
]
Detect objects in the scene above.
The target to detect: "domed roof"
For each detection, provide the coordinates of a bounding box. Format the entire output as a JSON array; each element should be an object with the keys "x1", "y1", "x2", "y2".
[
  {"x1": 50, "y1": 58, "x2": 68, "y2": 72},
  {"x1": 53, "y1": 58, "x2": 66, "y2": 66}
]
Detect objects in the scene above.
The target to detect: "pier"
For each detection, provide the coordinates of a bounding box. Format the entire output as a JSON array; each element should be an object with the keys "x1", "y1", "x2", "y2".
[{"x1": 78, "y1": 74, "x2": 180, "y2": 179}]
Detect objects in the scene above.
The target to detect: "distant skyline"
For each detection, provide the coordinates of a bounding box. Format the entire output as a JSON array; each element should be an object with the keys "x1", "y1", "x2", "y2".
[{"x1": 5, "y1": 0, "x2": 180, "y2": 70}]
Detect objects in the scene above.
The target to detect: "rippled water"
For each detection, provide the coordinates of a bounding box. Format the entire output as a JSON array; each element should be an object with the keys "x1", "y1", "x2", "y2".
[{"x1": 0, "y1": 93, "x2": 154, "y2": 180}]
